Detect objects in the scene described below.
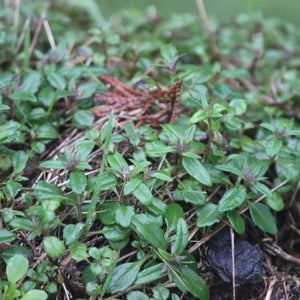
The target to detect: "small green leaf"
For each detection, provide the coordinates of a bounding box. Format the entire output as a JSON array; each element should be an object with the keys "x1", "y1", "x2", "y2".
[
  {"x1": 165, "y1": 203, "x2": 185, "y2": 234},
  {"x1": 133, "y1": 183, "x2": 153, "y2": 206},
  {"x1": 189, "y1": 110, "x2": 209, "y2": 124},
  {"x1": 229, "y1": 99, "x2": 247, "y2": 115},
  {"x1": 162, "y1": 124, "x2": 185, "y2": 145},
  {"x1": 69, "y1": 241, "x2": 88, "y2": 261},
  {"x1": 131, "y1": 160, "x2": 152, "y2": 177},
  {"x1": 39, "y1": 160, "x2": 66, "y2": 169},
  {"x1": 28, "y1": 107, "x2": 46, "y2": 120},
  {"x1": 265, "y1": 192, "x2": 285, "y2": 212},
  {"x1": 6, "y1": 181, "x2": 22, "y2": 198},
  {"x1": 63, "y1": 223, "x2": 84, "y2": 245},
  {"x1": 115, "y1": 206, "x2": 135, "y2": 227},
  {"x1": 124, "y1": 178, "x2": 142, "y2": 195},
  {"x1": 10, "y1": 91, "x2": 36, "y2": 102},
  {"x1": 132, "y1": 214, "x2": 167, "y2": 250},
  {"x1": 36, "y1": 124, "x2": 58, "y2": 140},
  {"x1": 86, "y1": 282, "x2": 101, "y2": 296},
  {"x1": 222, "y1": 69, "x2": 250, "y2": 79},
  {"x1": 12, "y1": 151, "x2": 28, "y2": 174},
  {"x1": 102, "y1": 225, "x2": 131, "y2": 242},
  {"x1": 153, "y1": 285, "x2": 170, "y2": 299},
  {"x1": 69, "y1": 172, "x2": 87, "y2": 194},
  {"x1": 145, "y1": 141, "x2": 174, "y2": 157},
  {"x1": 182, "y1": 156, "x2": 212, "y2": 186},
  {"x1": 74, "y1": 139, "x2": 95, "y2": 161},
  {"x1": 7, "y1": 255, "x2": 29, "y2": 283},
  {"x1": 0, "y1": 229, "x2": 16, "y2": 243},
  {"x1": 20, "y1": 290, "x2": 47, "y2": 300},
  {"x1": 211, "y1": 82, "x2": 231, "y2": 99},
  {"x1": 253, "y1": 182, "x2": 272, "y2": 198},
  {"x1": 1, "y1": 245, "x2": 32, "y2": 264},
  {"x1": 128, "y1": 291, "x2": 150, "y2": 300},
  {"x1": 197, "y1": 203, "x2": 221, "y2": 227},
  {"x1": 43, "y1": 236, "x2": 66, "y2": 259},
  {"x1": 90, "y1": 262, "x2": 103, "y2": 276},
  {"x1": 260, "y1": 123, "x2": 275, "y2": 133},
  {"x1": 266, "y1": 137, "x2": 283, "y2": 157},
  {"x1": 47, "y1": 72, "x2": 66, "y2": 89},
  {"x1": 107, "y1": 151, "x2": 130, "y2": 174},
  {"x1": 151, "y1": 171, "x2": 172, "y2": 182},
  {"x1": 172, "y1": 218, "x2": 189, "y2": 255},
  {"x1": 172, "y1": 263, "x2": 209, "y2": 300},
  {"x1": 73, "y1": 110, "x2": 95, "y2": 129},
  {"x1": 134, "y1": 263, "x2": 164, "y2": 285},
  {"x1": 148, "y1": 197, "x2": 167, "y2": 215},
  {"x1": 9, "y1": 218, "x2": 35, "y2": 231},
  {"x1": 0, "y1": 104, "x2": 10, "y2": 112},
  {"x1": 107, "y1": 261, "x2": 142, "y2": 293},
  {"x1": 20, "y1": 71, "x2": 42, "y2": 93},
  {"x1": 161, "y1": 44, "x2": 178, "y2": 63},
  {"x1": 34, "y1": 181, "x2": 64, "y2": 201},
  {"x1": 227, "y1": 210, "x2": 245, "y2": 234},
  {"x1": 173, "y1": 179, "x2": 206, "y2": 204},
  {"x1": 218, "y1": 185, "x2": 247, "y2": 212},
  {"x1": 97, "y1": 202, "x2": 121, "y2": 225},
  {"x1": 249, "y1": 202, "x2": 278, "y2": 235}
]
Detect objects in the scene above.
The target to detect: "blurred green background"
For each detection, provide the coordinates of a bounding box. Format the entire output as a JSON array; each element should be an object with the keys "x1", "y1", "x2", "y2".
[{"x1": 93, "y1": 0, "x2": 300, "y2": 25}]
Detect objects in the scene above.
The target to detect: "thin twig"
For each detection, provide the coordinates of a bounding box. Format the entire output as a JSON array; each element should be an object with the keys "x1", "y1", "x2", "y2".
[
  {"x1": 196, "y1": 0, "x2": 219, "y2": 54},
  {"x1": 264, "y1": 277, "x2": 277, "y2": 300},
  {"x1": 230, "y1": 228, "x2": 236, "y2": 300},
  {"x1": 29, "y1": 3, "x2": 50, "y2": 57},
  {"x1": 16, "y1": 18, "x2": 30, "y2": 52},
  {"x1": 43, "y1": 19, "x2": 56, "y2": 50},
  {"x1": 263, "y1": 242, "x2": 300, "y2": 266},
  {"x1": 13, "y1": 0, "x2": 20, "y2": 45}
]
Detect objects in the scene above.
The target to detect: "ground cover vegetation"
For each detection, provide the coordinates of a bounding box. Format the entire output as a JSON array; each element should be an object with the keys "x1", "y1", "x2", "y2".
[{"x1": 0, "y1": 1, "x2": 300, "y2": 299}]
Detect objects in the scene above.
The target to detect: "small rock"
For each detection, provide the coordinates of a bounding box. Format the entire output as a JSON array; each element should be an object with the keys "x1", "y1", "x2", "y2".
[{"x1": 207, "y1": 229, "x2": 264, "y2": 286}]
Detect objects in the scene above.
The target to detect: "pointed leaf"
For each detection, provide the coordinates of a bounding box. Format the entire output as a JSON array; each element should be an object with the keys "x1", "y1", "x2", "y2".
[
  {"x1": 47, "y1": 72, "x2": 66, "y2": 89},
  {"x1": 265, "y1": 192, "x2": 285, "y2": 212},
  {"x1": 197, "y1": 203, "x2": 221, "y2": 227},
  {"x1": 182, "y1": 156, "x2": 212, "y2": 186},
  {"x1": 20, "y1": 290, "x2": 47, "y2": 300},
  {"x1": 227, "y1": 210, "x2": 245, "y2": 234},
  {"x1": 135, "y1": 263, "x2": 164, "y2": 285},
  {"x1": 218, "y1": 185, "x2": 247, "y2": 212},
  {"x1": 133, "y1": 183, "x2": 153, "y2": 205},
  {"x1": 172, "y1": 218, "x2": 189, "y2": 255},
  {"x1": 69, "y1": 172, "x2": 87, "y2": 194},
  {"x1": 132, "y1": 214, "x2": 167, "y2": 250},
  {"x1": 0, "y1": 229, "x2": 17, "y2": 243},
  {"x1": 34, "y1": 181, "x2": 64, "y2": 201},
  {"x1": 165, "y1": 203, "x2": 185, "y2": 234},
  {"x1": 249, "y1": 202, "x2": 278, "y2": 235},
  {"x1": 69, "y1": 241, "x2": 87, "y2": 261},
  {"x1": 63, "y1": 223, "x2": 84, "y2": 245},
  {"x1": 43, "y1": 236, "x2": 66, "y2": 259},
  {"x1": 115, "y1": 206, "x2": 135, "y2": 227},
  {"x1": 7, "y1": 181, "x2": 22, "y2": 198},
  {"x1": 39, "y1": 160, "x2": 66, "y2": 169},
  {"x1": 7, "y1": 255, "x2": 29, "y2": 283},
  {"x1": 173, "y1": 263, "x2": 209, "y2": 300},
  {"x1": 266, "y1": 137, "x2": 282, "y2": 157},
  {"x1": 107, "y1": 262, "x2": 142, "y2": 293},
  {"x1": 107, "y1": 151, "x2": 130, "y2": 174},
  {"x1": 253, "y1": 182, "x2": 272, "y2": 198}
]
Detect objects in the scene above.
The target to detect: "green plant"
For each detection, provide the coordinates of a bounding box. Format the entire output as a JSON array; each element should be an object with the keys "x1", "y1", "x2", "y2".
[{"x1": 1, "y1": 1, "x2": 300, "y2": 299}]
